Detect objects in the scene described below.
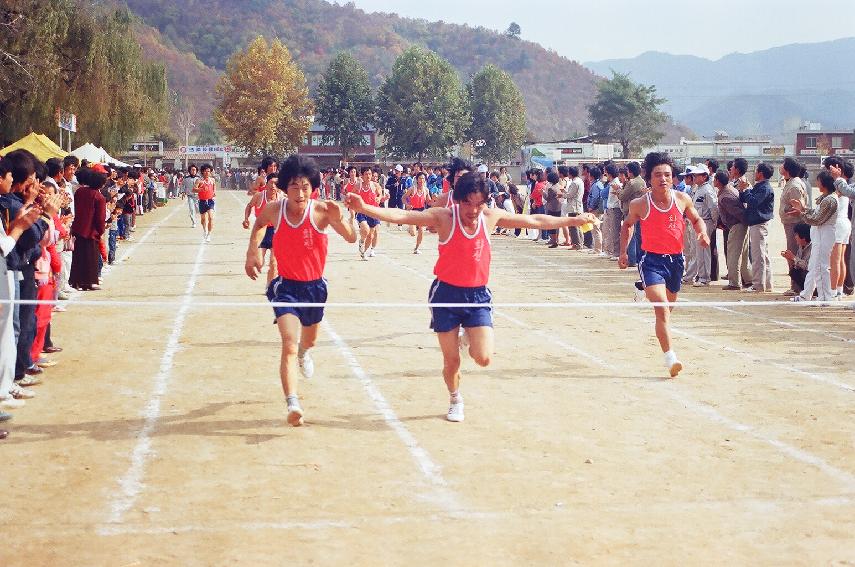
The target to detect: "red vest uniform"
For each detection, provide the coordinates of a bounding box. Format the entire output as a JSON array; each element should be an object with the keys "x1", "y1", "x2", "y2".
[
  {"x1": 640, "y1": 191, "x2": 685, "y2": 255},
  {"x1": 273, "y1": 199, "x2": 328, "y2": 281},
  {"x1": 434, "y1": 205, "x2": 491, "y2": 287}
]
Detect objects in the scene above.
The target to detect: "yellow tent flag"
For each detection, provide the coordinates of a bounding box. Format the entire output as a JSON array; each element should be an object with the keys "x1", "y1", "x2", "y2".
[{"x1": 0, "y1": 132, "x2": 68, "y2": 162}]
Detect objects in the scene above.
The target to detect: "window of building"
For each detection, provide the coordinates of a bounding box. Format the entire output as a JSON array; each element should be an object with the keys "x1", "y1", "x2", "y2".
[
  {"x1": 832, "y1": 136, "x2": 843, "y2": 148},
  {"x1": 805, "y1": 136, "x2": 817, "y2": 149}
]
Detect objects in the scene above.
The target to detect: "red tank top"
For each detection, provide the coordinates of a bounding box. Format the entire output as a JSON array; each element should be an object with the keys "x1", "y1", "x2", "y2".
[
  {"x1": 255, "y1": 190, "x2": 278, "y2": 227},
  {"x1": 359, "y1": 183, "x2": 378, "y2": 206},
  {"x1": 272, "y1": 199, "x2": 328, "y2": 281},
  {"x1": 640, "y1": 191, "x2": 685, "y2": 255},
  {"x1": 434, "y1": 205, "x2": 491, "y2": 287},
  {"x1": 410, "y1": 188, "x2": 427, "y2": 209},
  {"x1": 197, "y1": 178, "x2": 215, "y2": 200}
]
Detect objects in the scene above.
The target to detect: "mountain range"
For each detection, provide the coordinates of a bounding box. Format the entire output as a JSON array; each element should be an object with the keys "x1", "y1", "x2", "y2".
[
  {"x1": 586, "y1": 38, "x2": 855, "y2": 142},
  {"x1": 124, "y1": 0, "x2": 602, "y2": 142}
]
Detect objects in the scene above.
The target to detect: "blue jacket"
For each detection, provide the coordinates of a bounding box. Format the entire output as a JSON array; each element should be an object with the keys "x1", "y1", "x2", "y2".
[
  {"x1": 0, "y1": 192, "x2": 47, "y2": 271},
  {"x1": 587, "y1": 180, "x2": 605, "y2": 212},
  {"x1": 739, "y1": 179, "x2": 774, "y2": 226}
]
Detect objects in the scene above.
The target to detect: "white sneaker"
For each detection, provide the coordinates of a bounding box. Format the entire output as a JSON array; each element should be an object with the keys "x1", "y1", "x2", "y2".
[
  {"x1": 664, "y1": 351, "x2": 683, "y2": 378},
  {"x1": 692, "y1": 280, "x2": 709, "y2": 287},
  {"x1": 205, "y1": 234, "x2": 211, "y2": 243},
  {"x1": 298, "y1": 352, "x2": 314, "y2": 379},
  {"x1": 446, "y1": 396, "x2": 465, "y2": 422},
  {"x1": 368, "y1": 248, "x2": 376, "y2": 258},
  {"x1": 286, "y1": 399, "x2": 304, "y2": 427},
  {"x1": 9, "y1": 385, "x2": 35, "y2": 399},
  {"x1": 413, "y1": 248, "x2": 421, "y2": 254},
  {"x1": 0, "y1": 396, "x2": 25, "y2": 409}
]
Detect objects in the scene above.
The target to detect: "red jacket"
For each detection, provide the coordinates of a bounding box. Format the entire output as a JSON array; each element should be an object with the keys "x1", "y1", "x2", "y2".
[{"x1": 70, "y1": 186, "x2": 106, "y2": 240}]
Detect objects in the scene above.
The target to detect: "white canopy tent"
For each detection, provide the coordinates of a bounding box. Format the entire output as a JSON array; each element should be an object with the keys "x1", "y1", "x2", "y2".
[
  {"x1": 70, "y1": 142, "x2": 131, "y2": 167},
  {"x1": 99, "y1": 147, "x2": 130, "y2": 167},
  {"x1": 71, "y1": 142, "x2": 107, "y2": 163}
]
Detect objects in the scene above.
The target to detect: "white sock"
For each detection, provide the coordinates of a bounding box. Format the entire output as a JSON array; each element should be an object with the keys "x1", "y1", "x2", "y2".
[
  {"x1": 450, "y1": 391, "x2": 462, "y2": 403},
  {"x1": 664, "y1": 350, "x2": 676, "y2": 361}
]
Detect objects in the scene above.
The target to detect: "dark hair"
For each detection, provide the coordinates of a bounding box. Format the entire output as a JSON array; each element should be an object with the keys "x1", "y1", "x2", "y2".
[
  {"x1": 642, "y1": 152, "x2": 675, "y2": 182},
  {"x1": 347, "y1": 166, "x2": 358, "y2": 174},
  {"x1": 128, "y1": 169, "x2": 140, "y2": 180},
  {"x1": 452, "y1": 172, "x2": 490, "y2": 203},
  {"x1": 447, "y1": 156, "x2": 473, "y2": 184},
  {"x1": 726, "y1": 160, "x2": 734, "y2": 170},
  {"x1": 360, "y1": 166, "x2": 372, "y2": 175},
  {"x1": 627, "y1": 162, "x2": 641, "y2": 177},
  {"x1": 714, "y1": 171, "x2": 729, "y2": 187},
  {"x1": 0, "y1": 157, "x2": 9, "y2": 177},
  {"x1": 45, "y1": 157, "x2": 63, "y2": 178},
  {"x1": 817, "y1": 170, "x2": 835, "y2": 192},
  {"x1": 794, "y1": 223, "x2": 811, "y2": 242},
  {"x1": 34, "y1": 161, "x2": 46, "y2": 183},
  {"x1": 546, "y1": 171, "x2": 560, "y2": 185},
  {"x1": 277, "y1": 154, "x2": 321, "y2": 190},
  {"x1": 260, "y1": 156, "x2": 277, "y2": 170},
  {"x1": 756, "y1": 162, "x2": 773, "y2": 180},
  {"x1": 823, "y1": 156, "x2": 844, "y2": 169},
  {"x1": 415, "y1": 171, "x2": 427, "y2": 180},
  {"x1": 782, "y1": 157, "x2": 802, "y2": 178},
  {"x1": 62, "y1": 155, "x2": 79, "y2": 169},
  {"x1": 588, "y1": 166, "x2": 602, "y2": 180},
  {"x1": 844, "y1": 162, "x2": 854, "y2": 181},
  {"x1": 557, "y1": 165, "x2": 569, "y2": 176},
  {"x1": 200, "y1": 163, "x2": 212, "y2": 173},
  {"x1": 76, "y1": 167, "x2": 107, "y2": 190},
  {"x1": 706, "y1": 159, "x2": 719, "y2": 174},
  {"x1": 568, "y1": 166, "x2": 579, "y2": 177},
  {"x1": 732, "y1": 158, "x2": 748, "y2": 176},
  {"x1": 604, "y1": 164, "x2": 619, "y2": 178},
  {"x1": 4, "y1": 149, "x2": 36, "y2": 185}
]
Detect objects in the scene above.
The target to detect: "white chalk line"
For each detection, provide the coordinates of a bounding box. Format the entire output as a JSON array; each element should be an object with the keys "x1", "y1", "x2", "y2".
[
  {"x1": 380, "y1": 243, "x2": 855, "y2": 491},
  {"x1": 322, "y1": 320, "x2": 461, "y2": 513},
  {"x1": 87, "y1": 492, "x2": 855, "y2": 535},
  {"x1": 100, "y1": 240, "x2": 207, "y2": 531}
]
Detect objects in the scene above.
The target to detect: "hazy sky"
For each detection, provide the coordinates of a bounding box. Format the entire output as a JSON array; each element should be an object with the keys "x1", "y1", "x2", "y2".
[{"x1": 345, "y1": 0, "x2": 855, "y2": 62}]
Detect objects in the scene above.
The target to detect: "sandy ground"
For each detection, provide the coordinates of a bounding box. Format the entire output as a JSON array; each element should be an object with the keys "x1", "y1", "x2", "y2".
[{"x1": 2, "y1": 192, "x2": 854, "y2": 566}]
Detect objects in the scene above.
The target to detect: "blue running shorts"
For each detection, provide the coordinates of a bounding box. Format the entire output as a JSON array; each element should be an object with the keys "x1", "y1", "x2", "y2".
[
  {"x1": 638, "y1": 252, "x2": 684, "y2": 294},
  {"x1": 267, "y1": 277, "x2": 327, "y2": 326},
  {"x1": 428, "y1": 279, "x2": 493, "y2": 333}
]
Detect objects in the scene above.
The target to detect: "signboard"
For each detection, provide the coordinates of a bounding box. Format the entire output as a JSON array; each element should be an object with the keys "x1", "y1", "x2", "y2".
[
  {"x1": 762, "y1": 146, "x2": 786, "y2": 156},
  {"x1": 179, "y1": 145, "x2": 233, "y2": 154},
  {"x1": 800, "y1": 149, "x2": 819, "y2": 155},
  {"x1": 560, "y1": 147, "x2": 583, "y2": 155},
  {"x1": 719, "y1": 146, "x2": 743, "y2": 156},
  {"x1": 57, "y1": 109, "x2": 77, "y2": 133},
  {"x1": 130, "y1": 141, "x2": 163, "y2": 153}
]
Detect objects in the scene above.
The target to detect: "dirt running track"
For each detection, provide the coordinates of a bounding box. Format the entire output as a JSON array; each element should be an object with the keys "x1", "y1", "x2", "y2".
[{"x1": 3, "y1": 192, "x2": 854, "y2": 566}]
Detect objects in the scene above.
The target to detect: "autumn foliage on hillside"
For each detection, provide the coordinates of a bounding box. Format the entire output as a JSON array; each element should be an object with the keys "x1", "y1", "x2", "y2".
[{"x1": 123, "y1": 0, "x2": 600, "y2": 140}]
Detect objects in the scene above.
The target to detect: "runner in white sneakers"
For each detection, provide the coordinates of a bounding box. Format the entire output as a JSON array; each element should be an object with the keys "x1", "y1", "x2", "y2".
[
  {"x1": 347, "y1": 172, "x2": 598, "y2": 422},
  {"x1": 243, "y1": 173, "x2": 283, "y2": 287},
  {"x1": 245, "y1": 155, "x2": 356, "y2": 426},
  {"x1": 403, "y1": 171, "x2": 430, "y2": 254},
  {"x1": 618, "y1": 152, "x2": 710, "y2": 378},
  {"x1": 354, "y1": 167, "x2": 384, "y2": 260}
]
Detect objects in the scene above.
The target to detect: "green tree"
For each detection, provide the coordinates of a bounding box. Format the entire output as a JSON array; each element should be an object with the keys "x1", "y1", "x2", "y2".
[
  {"x1": 196, "y1": 119, "x2": 223, "y2": 145},
  {"x1": 505, "y1": 22, "x2": 521, "y2": 39},
  {"x1": 315, "y1": 52, "x2": 375, "y2": 164},
  {"x1": 587, "y1": 71, "x2": 667, "y2": 158},
  {"x1": 214, "y1": 36, "x2": 313, "y2": 156},
  {"x1": 376, "y1": 46, "x2": 469, "y2": 161},
  {"x1": 467, "y1": 64, "x2": 526, "y2": 166},
  {"x1": 0, "y1": 1, "x2": 168, "y2": 152}
]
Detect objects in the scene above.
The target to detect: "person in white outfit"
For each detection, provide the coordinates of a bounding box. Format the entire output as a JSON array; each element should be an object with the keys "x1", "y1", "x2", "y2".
[
  {"x1": 788, "y1": 171, "x2": 839, "y2": 302},
  {"x1": 827, "y1": 160, "x2": 852, "y2": 298}
]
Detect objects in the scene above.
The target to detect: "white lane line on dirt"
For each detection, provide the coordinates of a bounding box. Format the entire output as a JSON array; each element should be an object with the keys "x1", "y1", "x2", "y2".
[
  {"x1": 101, "y1": 240, "x2": 207, "y2": 532},
  {"x1": 380, "y1": 244, "x2": 855, "y2": 491},
  {"x1": 89, "y1": 492, "x2": 855, "y2": 536},
  {"x1": 322, "y1": 320, "x2": 461, "y2": 512},
  {"x1": 527, "y1": 255, "x2": 855, "y2": 394},
  {"x1": 711, "y1": 304, "x2": 855, "y2": 344}
]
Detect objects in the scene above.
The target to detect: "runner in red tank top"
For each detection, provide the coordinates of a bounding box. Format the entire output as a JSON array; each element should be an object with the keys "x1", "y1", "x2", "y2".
[
  {"x1": 243, "y1": 175, "x2": 283, "y2": 286},
  {"x1": 403, "y1": 171, "x2": 430, "y2": 254},
  {"x1": 246, "y1": 155, "x2": 356, "y2": 427},
  {"x1": 192, "y1": 164, "x2": 217, "y2": 242},
  {"x1": 347, "y1": 169, "x2": 598, "y2": 423},
  {"x1": 618, "y1": 152, "x2": 710, "y2": 378},
  {"x1": 354, "y1": 167, "x2": 383, "y2": 260}
]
